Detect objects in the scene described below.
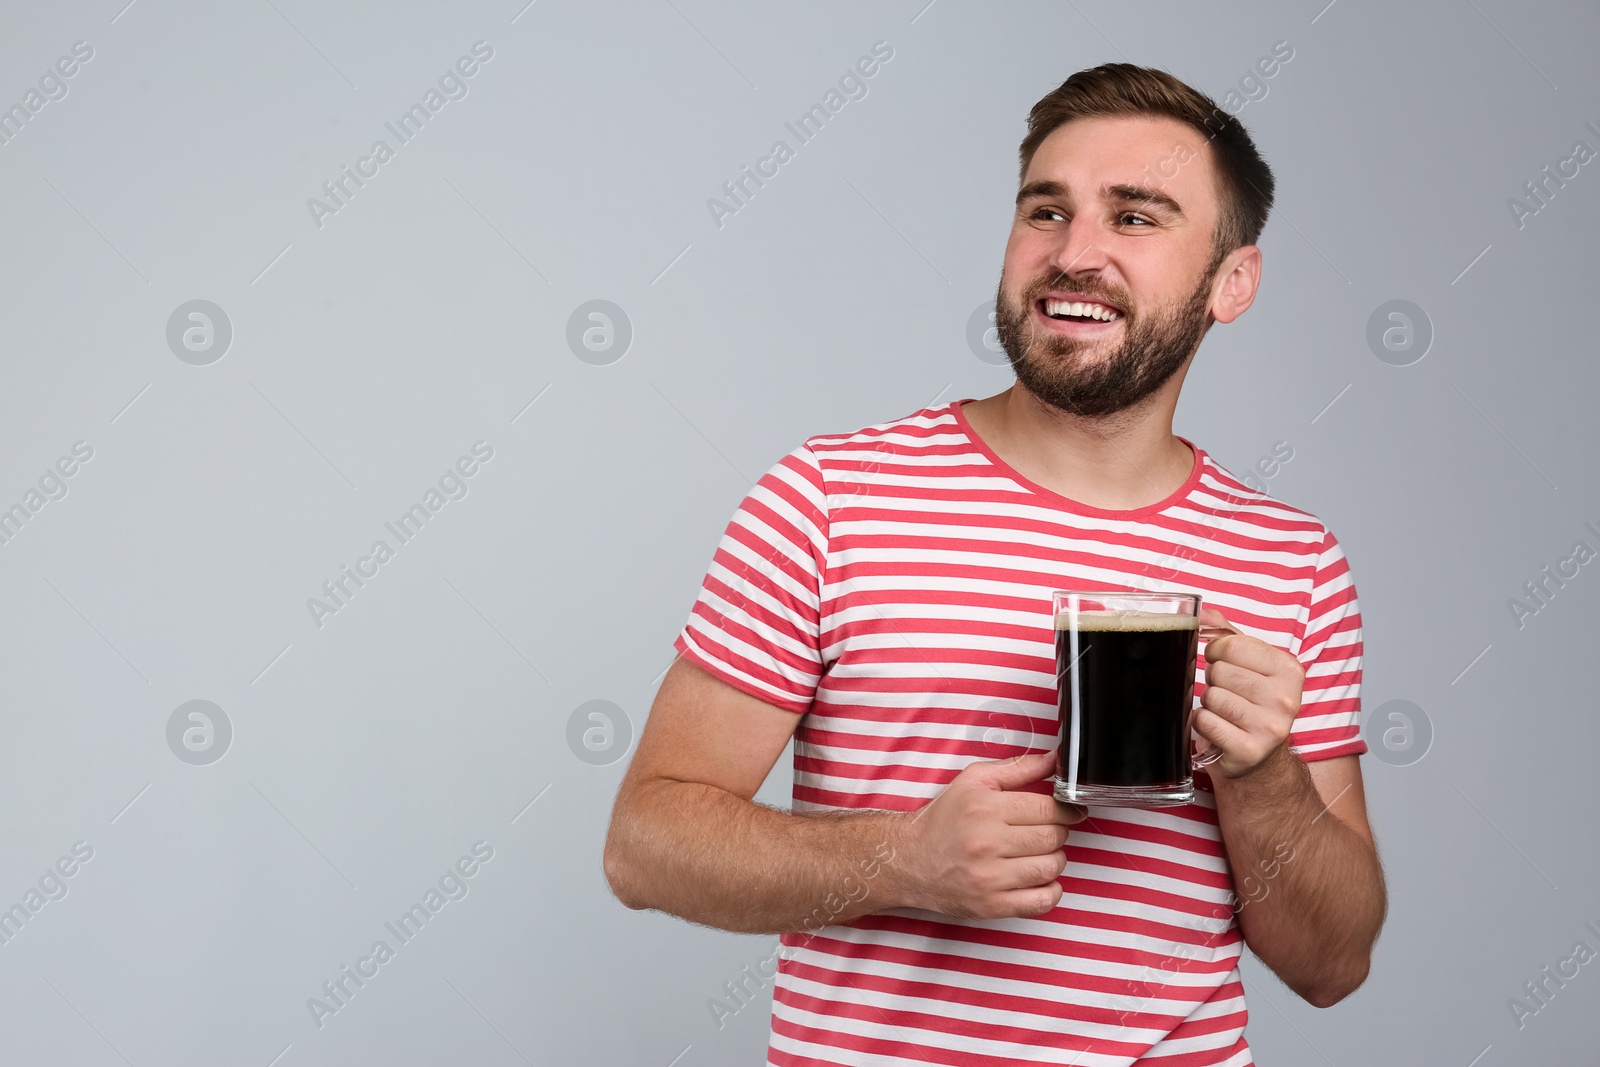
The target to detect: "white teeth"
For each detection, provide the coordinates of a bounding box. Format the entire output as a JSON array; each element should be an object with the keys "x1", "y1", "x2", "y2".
[{"x1": 1044, "y1": 299, "x2": 1122, "y2": 322}]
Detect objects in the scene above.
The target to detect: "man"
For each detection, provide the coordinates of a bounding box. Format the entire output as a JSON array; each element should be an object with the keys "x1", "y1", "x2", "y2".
[{"x1": 605, "y1": 62, "x2": 1386, "y2": 1065}]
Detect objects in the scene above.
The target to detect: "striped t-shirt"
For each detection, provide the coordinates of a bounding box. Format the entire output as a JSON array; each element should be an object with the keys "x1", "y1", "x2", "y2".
[{"x1": 673, "y1": 398, "x2": 1365, "y2": 1066}]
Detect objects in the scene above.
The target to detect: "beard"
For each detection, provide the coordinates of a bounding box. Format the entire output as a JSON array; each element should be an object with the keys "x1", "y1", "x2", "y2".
[{"x1": 992, "y1": 259, "x2": 1218, "y2": 419}]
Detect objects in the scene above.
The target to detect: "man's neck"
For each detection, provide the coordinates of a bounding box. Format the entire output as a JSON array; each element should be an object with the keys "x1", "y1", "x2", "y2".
[{"x1": 959, "y1": 385, "x2": 1194, "y2": 512}]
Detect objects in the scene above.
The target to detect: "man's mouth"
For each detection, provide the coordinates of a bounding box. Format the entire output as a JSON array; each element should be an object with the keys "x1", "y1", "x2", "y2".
[{"x1": 1035, "y1": 296, "x2": 1124, "y2": 329}]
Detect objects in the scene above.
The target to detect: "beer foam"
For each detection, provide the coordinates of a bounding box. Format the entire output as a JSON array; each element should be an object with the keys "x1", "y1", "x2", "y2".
[{"x1": 1053, "y1": 609, "x2": 1199, "y2": 632}]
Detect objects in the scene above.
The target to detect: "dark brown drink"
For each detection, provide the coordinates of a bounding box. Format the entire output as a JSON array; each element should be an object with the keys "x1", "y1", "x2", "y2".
[{"x1": 1055, "y1": 609, "x2": 1199, "y2": 802}]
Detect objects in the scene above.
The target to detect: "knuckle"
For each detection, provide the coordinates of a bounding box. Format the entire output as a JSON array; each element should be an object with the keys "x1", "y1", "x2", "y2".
[{"x1": 1034, "y1": 884, "x2": 1063, "y2": 915}]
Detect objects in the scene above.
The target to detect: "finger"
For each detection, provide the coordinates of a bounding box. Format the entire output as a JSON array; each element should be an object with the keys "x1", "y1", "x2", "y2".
[
  {"x1": 1003, "y1": 792, "x2": 1085, "y2": 826},
  {"x1": 1205, "y1": 659, "x2": 1275, "y2": 705},
  {"x1": 970, "y1": 748, "x2": 1057, "y2": 790},
  {"x1": 1200, "y1": 682, "x2": 1257, "y2": 728},
  {"x1": 1204, "y1": 632, "x2": 1292, "y2": 677},
  {"x1": 999, "y1": 822, "x2": 1072, "y2": 858},
  {"x1": 1192, "y1": 705, "x2": 1250, "y2": 753},
  {"x1": 993, "y1": 851, "x2": 1068, "y2": 892},
  {"x1": 995, "y1": 880, "x2": 1064, "y2": 919}
]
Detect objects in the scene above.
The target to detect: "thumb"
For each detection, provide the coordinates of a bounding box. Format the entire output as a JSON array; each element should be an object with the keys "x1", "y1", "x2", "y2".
[{"x1": 969, "y1": 748, "x2": 1057, "y2": 790}]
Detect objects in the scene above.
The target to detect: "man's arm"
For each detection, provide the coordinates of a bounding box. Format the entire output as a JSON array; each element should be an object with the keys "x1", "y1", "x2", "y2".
[
  {"x1": 1211, "y1": 751, "x2": 1386, "y2": 1007},
  {"x1": 1194, "y1": 610, "x2": 1387, "y2": 1008},
  {"x1": 603, "y1": 655, "x2": 1082, "y2": 934}
]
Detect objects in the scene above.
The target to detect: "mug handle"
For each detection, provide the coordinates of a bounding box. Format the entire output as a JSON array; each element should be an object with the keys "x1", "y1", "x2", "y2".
[{"x1": 1192, "y1": 621, "x2": 1238, "y2": 769}]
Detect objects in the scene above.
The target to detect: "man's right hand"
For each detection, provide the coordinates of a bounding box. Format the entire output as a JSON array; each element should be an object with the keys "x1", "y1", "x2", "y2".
[{"x1": 891, "y1": 748, "x2": 1086, "y2": 920}]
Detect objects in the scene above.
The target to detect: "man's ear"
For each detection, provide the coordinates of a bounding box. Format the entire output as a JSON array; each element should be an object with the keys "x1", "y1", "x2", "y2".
[{"x1": 1210, "y1": 245, "x2": 1262, "y2": 325}]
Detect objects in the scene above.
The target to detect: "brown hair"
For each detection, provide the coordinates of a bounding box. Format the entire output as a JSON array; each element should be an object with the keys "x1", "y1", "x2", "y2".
[{"x1": 1018, "y1": 63, "x2": 1275, "y2": 271}]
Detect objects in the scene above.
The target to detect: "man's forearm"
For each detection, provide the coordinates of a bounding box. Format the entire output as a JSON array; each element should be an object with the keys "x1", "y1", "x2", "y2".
[
  {"x1": 1212, "y1": 747, "x2": 1387, "y2": 1007},
  {"x1": 605, "y1": 777, "x2": 907, "y2": 935}
]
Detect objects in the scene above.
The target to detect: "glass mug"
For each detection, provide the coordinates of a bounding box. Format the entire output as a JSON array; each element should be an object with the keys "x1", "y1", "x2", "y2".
[{"x1": 1050, "y1": 590, "x2": 1230, "y2": 807}]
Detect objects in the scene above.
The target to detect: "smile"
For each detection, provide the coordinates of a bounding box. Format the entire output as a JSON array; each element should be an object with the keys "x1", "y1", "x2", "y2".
[{"x1": 1036, "y1": 297, "x2": 1124, "y2": 330}]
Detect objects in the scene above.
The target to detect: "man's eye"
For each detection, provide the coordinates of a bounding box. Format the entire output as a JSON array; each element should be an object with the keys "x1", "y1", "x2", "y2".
[
  {"x1": 1030, "y1": 207, "x2": 1065, "y2": 222},
  {"x1": 1120, "y1": 213, "x2": 1151, "y2": 226}
]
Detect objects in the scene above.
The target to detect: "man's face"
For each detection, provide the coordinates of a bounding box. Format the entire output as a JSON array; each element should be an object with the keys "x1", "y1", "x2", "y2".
[{"x1": 994, "y1": 114, "x2": 1227, "y2": 419}]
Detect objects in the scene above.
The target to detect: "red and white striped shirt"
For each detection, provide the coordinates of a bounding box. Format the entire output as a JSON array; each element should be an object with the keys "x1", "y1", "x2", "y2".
[{"x1": 674, "y1": 398, "x2": 1365, "y2": 1066}]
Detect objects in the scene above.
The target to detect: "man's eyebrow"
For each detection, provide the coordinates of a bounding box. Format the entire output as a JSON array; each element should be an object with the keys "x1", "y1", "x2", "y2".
[{"x1": 1015, "y1": 180, "x2": 1186, "y2": 218}]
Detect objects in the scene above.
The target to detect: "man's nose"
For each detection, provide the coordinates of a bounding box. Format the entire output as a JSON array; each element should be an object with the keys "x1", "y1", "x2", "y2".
[{"x1": 1046, "y1": 214, "x2": 1110, "y2": 278}]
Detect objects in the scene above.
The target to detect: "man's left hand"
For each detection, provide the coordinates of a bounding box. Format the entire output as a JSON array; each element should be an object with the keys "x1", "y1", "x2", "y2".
[{"x1": 1192, "y1": 606, "x2": 1306, "y2": 779}]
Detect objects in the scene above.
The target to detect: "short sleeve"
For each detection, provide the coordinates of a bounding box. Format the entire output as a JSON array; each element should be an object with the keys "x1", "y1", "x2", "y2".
[
  {"x1": 672, "y1": 443, "x2": 829, "y2": 715},
  {"x1": 1287, "y1": 528, "x2": 1367, "y2": 760}
]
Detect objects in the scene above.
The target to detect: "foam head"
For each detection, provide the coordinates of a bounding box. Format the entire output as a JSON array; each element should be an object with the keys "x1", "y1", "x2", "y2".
[{"x1": 1054, "y1": 609, "x2": 1199, "y2": 632}]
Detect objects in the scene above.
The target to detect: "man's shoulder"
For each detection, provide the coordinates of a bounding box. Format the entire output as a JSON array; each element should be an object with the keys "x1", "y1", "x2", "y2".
[
  {"x1": 1191, "y1": 447, "x2": 1338, "y2": 552},
  {"x1": 798, "y1": 401, "x2": 963, "y2": 458}
]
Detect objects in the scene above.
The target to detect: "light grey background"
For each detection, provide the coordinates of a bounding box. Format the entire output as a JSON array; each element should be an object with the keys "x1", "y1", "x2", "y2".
[{"x1": 0, "y1": 0, "x2": 1594, "y2": 1063}]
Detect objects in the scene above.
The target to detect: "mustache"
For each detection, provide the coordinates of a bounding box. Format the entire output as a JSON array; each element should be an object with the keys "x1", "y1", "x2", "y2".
[{"x1": 1026, "y1": 276, "x2": 1130, "y2": 311}]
